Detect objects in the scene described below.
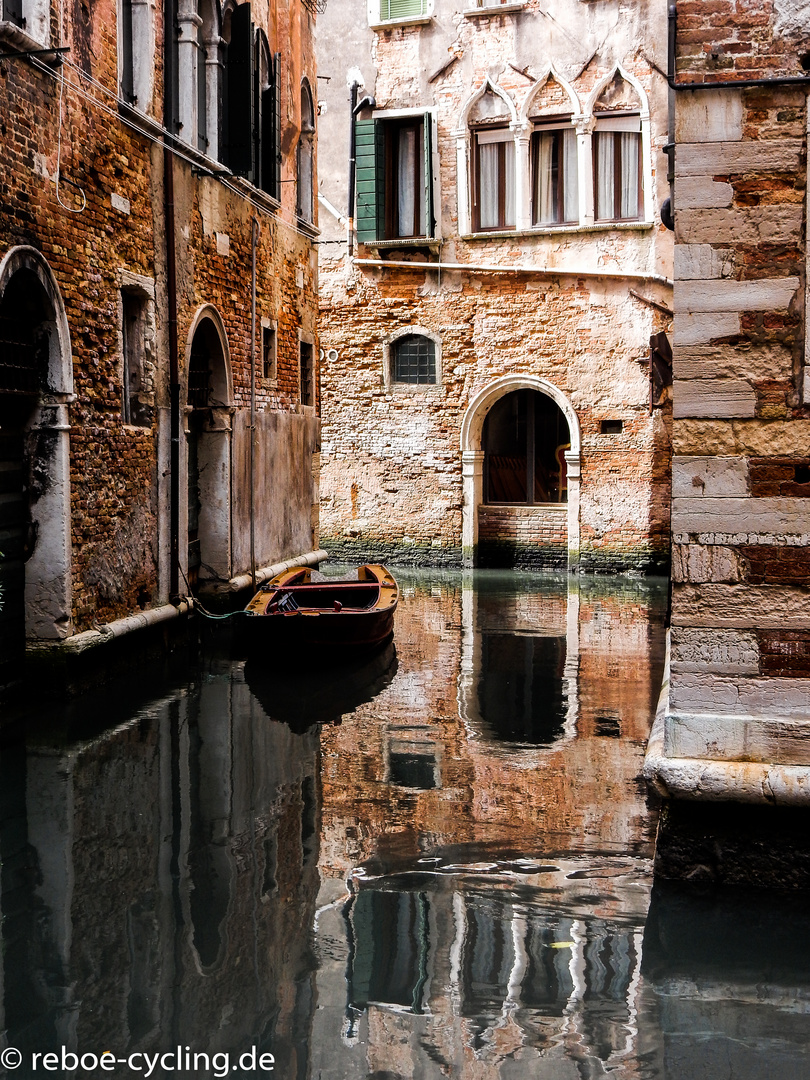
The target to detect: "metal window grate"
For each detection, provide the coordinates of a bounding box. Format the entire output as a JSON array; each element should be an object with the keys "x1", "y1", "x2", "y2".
[{"x1": 393, "y1": 335, "x2": 435, "y2": 384}]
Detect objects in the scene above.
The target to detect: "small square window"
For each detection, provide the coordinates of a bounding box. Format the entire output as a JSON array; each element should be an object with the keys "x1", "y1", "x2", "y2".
[
  {"x1": 393, "y1": 335, "x2": 436, "y2": 384},
  {"x1": 299, "y1": 340, "x2": 314, "y2": 406},
  {"x1": 600, "y1": 419, "x2": 623, "y2": 434}
]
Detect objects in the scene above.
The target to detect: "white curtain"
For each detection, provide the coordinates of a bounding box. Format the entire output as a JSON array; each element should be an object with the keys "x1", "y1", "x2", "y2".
[
  {"x1": 562, "y1": 128, "x2": 578, "y2": 222},
  {"x1": 479, "y1": 142, "x2": 499, "y2": 229},
  {"x1": 504, "y1": 140, "x2": 515, "y2": 227},
  {"x1": 620, "y1": 132, "x2": 640, "y2": 219},
  {"x1": 535, "y1": 132, "x2": 554, "y2": 223},
  {"x1": 477, "y1": 131, "x2": 514, "y2": 229},
  {"x1": 398, "y1": 126, "x2": 416, "y2": 236},
  {"x1": 596, "y1": 132, "x2": 614, "y2": 220}
]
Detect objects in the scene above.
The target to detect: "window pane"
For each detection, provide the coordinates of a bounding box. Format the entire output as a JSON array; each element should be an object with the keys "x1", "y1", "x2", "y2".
[
  {"x1": 394, "y1": 122, "x2": 425, "y2": 237},
  {"x1": 563, "y1": 128, "x2": 578, "y2": 221},
  {"x1": 393, "y1": 336, "x2": 436, "y2": 384},
  {"x1": 478, "y1": 142, "x2": 500, "y2": 229},
  {"x1": 619, "y1": 131, "x2": 640, "y2": 218},
  {"x1": 503, "y1": 140, "x2": 515, "y2": 227},
  {"x1": 379, "y1": 0, "x2": 426, "y2": 18},
  {"x1": 595, "y1": 132, "x2": 615, "y2": 220},
  {"x1": 533, "y1": 131, "x2": 556, "y2": 224}
]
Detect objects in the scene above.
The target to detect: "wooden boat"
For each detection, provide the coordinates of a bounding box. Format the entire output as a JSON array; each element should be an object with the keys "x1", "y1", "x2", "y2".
[{"x1": 242, "y1": 564, "x2": 399, "y2": 651}]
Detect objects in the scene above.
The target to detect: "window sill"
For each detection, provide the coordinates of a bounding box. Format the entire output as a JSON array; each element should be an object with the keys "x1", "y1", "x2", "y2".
[
  {"x1": 370, "y1": 14, "x2": 432, "y2": 28},
  {"x1": 118, "y1": 101, "x2": 167, "y2": 142},
  {"x1": 361, "y1": 237, "x2": 442, "y2": 254},
  {"x1": 0, "y1": 20, "x2": 57, "y2": 59},
  {"x1": 463, "y1": 3, "x2": 526, "y2": 16},
  {"x1": 462, "y1": 221, "x2": 654, "y2": 240},
  {"x1": 296, "y1": 217, "x2": 321, "y2": 238},
  {"x1": 385, "y1": 381, "x2": 442, "y2": 393},
  {"x1": 483, "y1": 502, "x2": 568, "y2": 510}
]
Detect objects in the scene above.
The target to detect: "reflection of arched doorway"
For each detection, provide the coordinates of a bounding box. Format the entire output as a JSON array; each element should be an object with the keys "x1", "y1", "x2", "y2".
[
  {"x1": 461, "y1": 376, "x2": 581, "y2": 570},
  {"x1": 185, "y1": 312, "x2": 233, "y2": 588},
  {"x1": 0, "y1": 248, "x2": 72, "y2": 684},
  {"x1": 483, "y1": 389, "x2": 570, "y2": 505}
]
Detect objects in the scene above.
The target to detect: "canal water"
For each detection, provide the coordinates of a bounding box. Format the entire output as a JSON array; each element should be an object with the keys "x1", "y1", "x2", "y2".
[{"x1": 2, "y1": 569, "x2": 810, "y2": 1079}]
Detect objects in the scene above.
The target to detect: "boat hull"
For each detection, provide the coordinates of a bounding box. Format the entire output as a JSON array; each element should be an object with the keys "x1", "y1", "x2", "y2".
[{"x1": 240, "y1": 564, "x2": 398, "y2": 654}]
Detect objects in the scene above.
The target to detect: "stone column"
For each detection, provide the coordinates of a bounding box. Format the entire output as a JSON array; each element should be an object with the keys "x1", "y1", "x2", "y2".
[{"x1": 461, "y1": 449, "x2": 484, "y2": 568}]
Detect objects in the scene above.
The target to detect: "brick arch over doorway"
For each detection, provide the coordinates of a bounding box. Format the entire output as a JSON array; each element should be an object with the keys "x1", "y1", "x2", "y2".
[
  {"x1": 460, "y1": 375, "x2": 581, "y2": 570},
  {"x1": 0, "y1": 247, "x2": 73, "y2": 667}
]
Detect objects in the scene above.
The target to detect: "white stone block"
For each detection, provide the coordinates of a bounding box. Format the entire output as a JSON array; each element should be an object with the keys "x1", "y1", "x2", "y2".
[
  {"x1": 676, "y1": 206, "x2": 805, "y2": 245},
  {"x1": 675, "y1": 277, "x2": 800, "y2": 313},
  {"x1": 672, "y1": 378, "x2": 756, "y2": 418},
  {"x1": 673, "y1": 496, "x2": 810, "y2": 535},
  {"x1": 670, "y1": 626, "x2": 760, "y2": 674},
  {"x1": 674, "y1": 244, "x2": 735, "y2": 281},
  {"x1": 672, "y1": 456, "x2": 750, "y2": 497},
  {"x1": 673, "y1": 312, "x2": 741, "y2": 346},
  {"x1": 676, "y1": 139, "x2": 803, "y2": 176},
  {"x1": 669, "y1": 673, "x2": 810, "y2": 721},
  {"x1": 676, "y1": 176, "x2": 734, "y2": 209},
  {"x1": 674, "y1": 91, "x2": 743, "y2": 143}
]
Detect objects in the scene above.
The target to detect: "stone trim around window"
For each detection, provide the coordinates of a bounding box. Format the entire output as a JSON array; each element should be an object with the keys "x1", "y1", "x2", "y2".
[{"x1": 382, "y1": 326, "x2": 443, "y2": 391}]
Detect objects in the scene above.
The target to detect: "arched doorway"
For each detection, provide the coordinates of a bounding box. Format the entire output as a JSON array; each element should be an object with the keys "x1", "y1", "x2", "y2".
[
  {"x1": 461, "y1": 376, "x2": 581, "y2": 570},
  {"x1": 0, "y1": 249, "x2": 72, "y2": 687},
  {"x1": 185, "y1": 312, "x2": 233, "y2": 588},
  {"x1": 483, "y1": 389, "x2": 570, "y2": 505}
]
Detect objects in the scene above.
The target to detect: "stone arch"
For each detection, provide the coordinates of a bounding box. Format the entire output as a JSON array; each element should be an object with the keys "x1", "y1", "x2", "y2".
[
  {"x1": 460, "y1": 375, "x2": 581, "y2": 569},
  {"x1": 520, "y1": 67, "x2": 581, "y2": 124},
  {"x1": 0, "y1": 247, "x2": 73, "y2": 650},
  {"x1": 184, "y1": 307, "x2": 234, "y2": 586},
  {"x1": 459, "y1": 77, "x2": 518, "y2": 130},
  {"x1": 585, "y1": 63, "x2": 649, "y2": 120}
]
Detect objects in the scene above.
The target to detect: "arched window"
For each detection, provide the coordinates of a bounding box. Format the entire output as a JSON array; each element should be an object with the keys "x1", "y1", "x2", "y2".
[
  {"x1": 483, "y1": 390, "x2": 570, "y2": 504},
  {"x1": 297, "y1": 82, "x2": 315, "y2": 224},
  {"x1": 391, "y1": 334, "x2": 436, "y2": 385},
  {"x1": 469, "y1": 90, "x2": 515, "y2": 232},
  {"x1": 527, "y1": 77, "x2": 579, "y2": 227},
  {"x1": 592, "y1": 72, "x2": 643, "y2": 222}
]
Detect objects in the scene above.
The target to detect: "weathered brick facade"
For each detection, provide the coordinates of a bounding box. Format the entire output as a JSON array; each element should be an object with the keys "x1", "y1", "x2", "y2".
[
  {"x1": 644, "y1": 1, "x2": 810, "y2": 878},
  {"x1": 316, "y1": 0, "x2": 673, "y2": 574},
  {"x1": 0, "y1": 0, "x2": 320, "y2": 684}
]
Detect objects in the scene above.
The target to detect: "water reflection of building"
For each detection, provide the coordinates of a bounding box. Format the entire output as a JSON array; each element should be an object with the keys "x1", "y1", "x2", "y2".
[
  {"x1": 0, "y1": 666, "x2": 320, "y2": 1071},
  {"x1": 314, "y1": 571, "x2": 667, "y2": 1077}
]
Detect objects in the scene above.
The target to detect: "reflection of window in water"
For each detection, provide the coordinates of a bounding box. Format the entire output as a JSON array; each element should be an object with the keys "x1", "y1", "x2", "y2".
[
  {"x1": 461, "y1": 897, "x2": 516, "y2": 1015},
  {"x1": 387, "y1": 733, "x2": 439, "y2": 790},
  {"x1": 477, "y1": 633, "x2": 567, "y2": 744},
  {"x1": 347, "y1": 890, "x2": 430, "y2": 1013}
]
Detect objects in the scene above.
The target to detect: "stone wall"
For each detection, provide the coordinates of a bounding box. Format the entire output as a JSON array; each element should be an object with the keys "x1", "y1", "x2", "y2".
[
  {"x1": 644, "y1": 2, "x2": 810, "y2": 877},
  {"x1": 0, "y1": 0, "x2": 319, "y2": 648}
]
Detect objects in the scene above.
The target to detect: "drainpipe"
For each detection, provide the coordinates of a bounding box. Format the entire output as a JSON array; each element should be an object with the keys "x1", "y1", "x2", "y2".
[
  {"x1": 164, "y1": 150, "x2": 181, "y2": 601},
  {"x1": 250, "y1": 217, "x2": 258, "y2": 592}
]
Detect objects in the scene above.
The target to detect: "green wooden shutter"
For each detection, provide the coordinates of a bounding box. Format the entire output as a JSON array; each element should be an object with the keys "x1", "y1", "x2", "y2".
[
  {"x1": 226, "y1": 4, "x2": 254, "y2": 178},
  {"x1": 355, "y1": 118, "x2": 385, "y2": 243},
  {"x1": 379, "y1": 0, "x2": 426, "y2": 19}
]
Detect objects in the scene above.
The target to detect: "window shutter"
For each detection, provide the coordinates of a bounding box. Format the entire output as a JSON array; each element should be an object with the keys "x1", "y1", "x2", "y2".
[
  {"x1": 273, "y1": 53, "x2": 282, "y2": 198},
  {"x1": 355, "y1": 119, "x2": 384, "y2": 243},
  {"x1": 423, "y1": 111, "x2": 435, "y2": 239},
  {"x1": 379, "y1": 0, "x2": 426, "y2": 18},
  {"x1": 4, "y1": 0, "x2": 23, "y2": 26},
  {"x1": 226, "y1": 4, "x2": 254, "y2": 178}
]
